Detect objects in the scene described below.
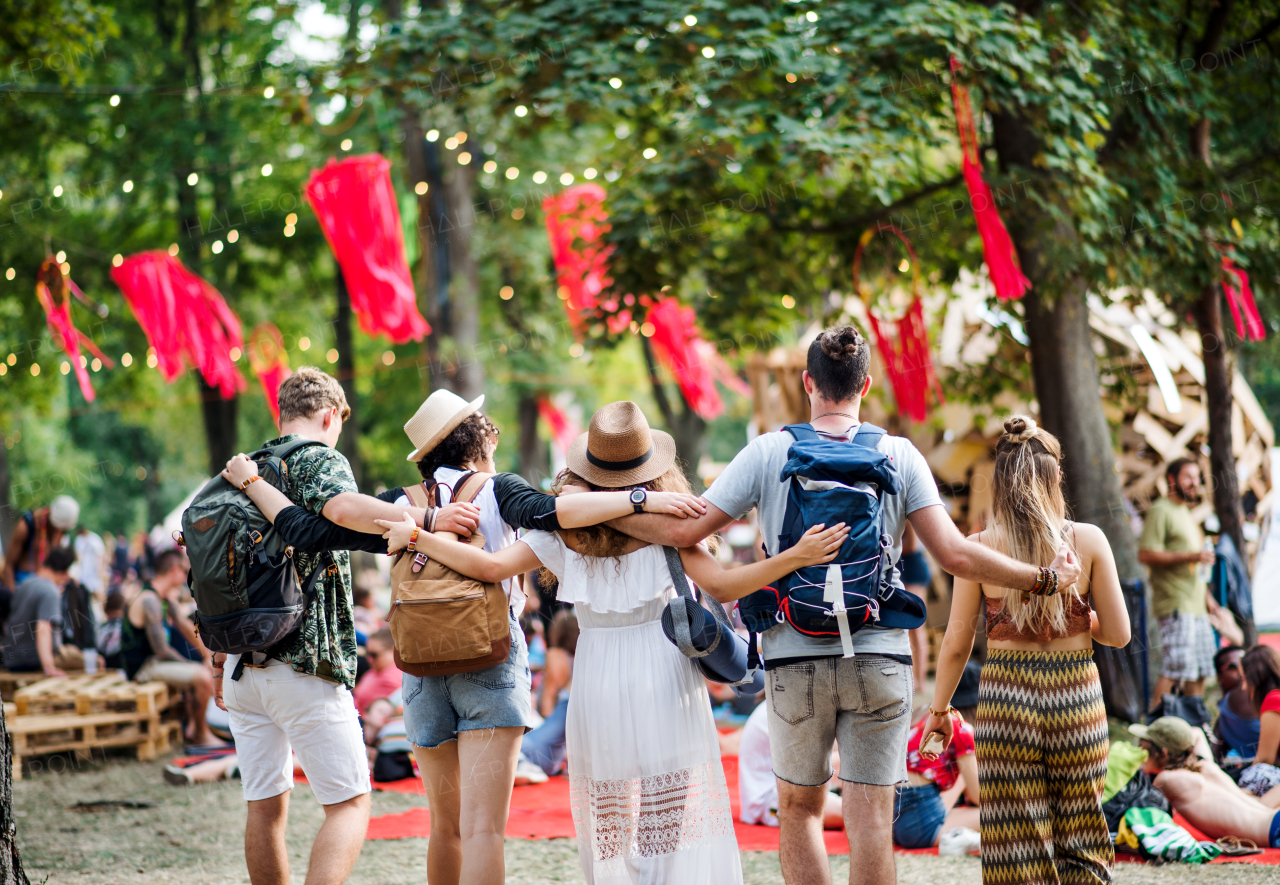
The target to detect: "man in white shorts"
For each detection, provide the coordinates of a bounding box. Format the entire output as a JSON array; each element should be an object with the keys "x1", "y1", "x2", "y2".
[{"x1": 213, "y1": 368, "x2": 432, "y2": 885}]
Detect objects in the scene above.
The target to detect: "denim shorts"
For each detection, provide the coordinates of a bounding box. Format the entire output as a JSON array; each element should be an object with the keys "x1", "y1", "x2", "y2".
[
  {"x1": 893, "y1": 783, "x2": 946, "y2": 849},
  {"x1": 766, "y1": 654, "x2": 912, "y2": 786},
  {"x1": 402, "y1": 614, "x2": 535, "y2": 749}
]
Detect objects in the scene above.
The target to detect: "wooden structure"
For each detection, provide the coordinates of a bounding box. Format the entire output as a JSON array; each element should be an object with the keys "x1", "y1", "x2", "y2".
[{"x1": 5, "y1": 672, "x2": 179, "y2": 779}]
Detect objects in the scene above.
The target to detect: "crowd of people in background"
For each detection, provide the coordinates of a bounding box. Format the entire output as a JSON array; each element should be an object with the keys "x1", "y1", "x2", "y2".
[{"x1": 2, "y1": 321, "x2": 1277, "y2": 885}]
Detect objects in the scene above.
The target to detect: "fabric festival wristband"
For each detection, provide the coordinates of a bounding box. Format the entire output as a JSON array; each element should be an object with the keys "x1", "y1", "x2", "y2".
[
  {"x1": 409, "y1": 527, "x2": 420, "y2": 552},
  {"x1": 239, "y1": 475, "x2": 260, "y2": 491}
]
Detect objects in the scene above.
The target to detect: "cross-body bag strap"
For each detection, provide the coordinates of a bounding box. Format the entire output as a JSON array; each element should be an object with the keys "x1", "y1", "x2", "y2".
[{"x1": 661, "y1": 545, "x2": 735, "y2": 655}]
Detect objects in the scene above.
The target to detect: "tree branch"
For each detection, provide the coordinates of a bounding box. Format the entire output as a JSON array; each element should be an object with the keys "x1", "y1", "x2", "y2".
[
  {"x1": 641, "y1": 336, "x2": 677, "y2": 429},
  {"x1": 768, "y1": 173, "x2": 964, "y2": 234}
]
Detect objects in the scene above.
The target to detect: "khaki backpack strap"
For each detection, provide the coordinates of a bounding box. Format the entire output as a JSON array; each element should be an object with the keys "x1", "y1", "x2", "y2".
[
  {"x1": 403, "y1": 482, "x2": 431, "y2": 509},
  {"x1": 453, "y1": 471, "x2": 495, "y2": 505}
]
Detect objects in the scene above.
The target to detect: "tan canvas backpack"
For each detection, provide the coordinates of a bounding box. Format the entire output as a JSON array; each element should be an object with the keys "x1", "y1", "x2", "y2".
[{"x1": 388, "y1": 472, "x2": 511, "y2": 677}]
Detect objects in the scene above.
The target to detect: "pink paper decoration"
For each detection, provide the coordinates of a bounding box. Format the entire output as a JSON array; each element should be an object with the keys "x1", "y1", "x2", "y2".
[
  {"x1": 306, "y1": 154, "x2": 430, "y2": 343},
  {"x1": 646, "y1": 297, "x2": 749, "y2": 421},
  {"x1": 543, "y1": 184, "x2": 614, "y2": 329},
  {"x1": 111, "y1": 251, "x2": 246, "y2": 398},
  {"x1": 35, "y1": 258, "x2": 114, "y2": 401}
]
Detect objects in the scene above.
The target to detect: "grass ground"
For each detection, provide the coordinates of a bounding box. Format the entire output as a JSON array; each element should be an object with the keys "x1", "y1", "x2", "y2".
[{"x1": 12, "y1": 754, "x2": 1274, "y2": 884}]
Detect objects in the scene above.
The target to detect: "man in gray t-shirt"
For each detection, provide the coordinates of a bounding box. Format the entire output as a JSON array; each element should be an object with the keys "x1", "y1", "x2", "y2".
[
  {"x1": 610, "y1": 325, "x2": 1080, "y2": 885},
  {"x1": 2, "y1": 547, "x2": 75, "y2": 675}
]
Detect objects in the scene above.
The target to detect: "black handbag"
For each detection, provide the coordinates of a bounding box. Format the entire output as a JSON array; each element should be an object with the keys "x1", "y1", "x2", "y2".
[{"x1": 659, "y1": 546, "x2": 765, "y2": 697}]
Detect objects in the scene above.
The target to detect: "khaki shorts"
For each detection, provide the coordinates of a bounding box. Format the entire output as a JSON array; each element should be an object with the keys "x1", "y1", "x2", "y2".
[
  {"x1": 765, "y1": 654, "x2": 912, "y2": 787},
  {"x1": 136, "y1": 658, "x2": 206, "y2": 687}
]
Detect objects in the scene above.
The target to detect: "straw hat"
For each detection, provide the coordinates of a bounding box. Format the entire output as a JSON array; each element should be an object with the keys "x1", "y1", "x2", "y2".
[
  {"x1": 403, "y1": 390, "x2": 486, "y2": 462},
  {"x1": 566, "y1": 401, "x2": 677, "y2": 488}
]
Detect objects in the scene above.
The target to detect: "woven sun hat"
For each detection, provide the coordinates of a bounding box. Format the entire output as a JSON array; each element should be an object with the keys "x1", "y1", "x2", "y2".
[
  {"x1": 403, "y1": 389, "x2": 486, "y2": 462},
  {"x1": 566, "y1": 401, "x2": 678, "y2": 488},
  {"x1": 1128, "y1": 716, "x2": 1197, "y2": 754}
]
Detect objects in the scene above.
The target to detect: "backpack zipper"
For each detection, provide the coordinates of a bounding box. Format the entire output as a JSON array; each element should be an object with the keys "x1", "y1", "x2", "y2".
[{"x1": 391, "y1": 591, "x2": 485, "y2": 613}]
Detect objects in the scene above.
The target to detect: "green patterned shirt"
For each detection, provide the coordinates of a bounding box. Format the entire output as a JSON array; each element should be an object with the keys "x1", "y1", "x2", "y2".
[{"x1": 264, "y1": 434, "x2": 358, "y2": 688}]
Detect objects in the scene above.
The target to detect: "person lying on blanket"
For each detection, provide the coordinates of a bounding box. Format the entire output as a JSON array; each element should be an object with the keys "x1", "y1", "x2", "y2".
[{"x1": 1135, "y1": 715, "x2": 1280, "y2": 849}]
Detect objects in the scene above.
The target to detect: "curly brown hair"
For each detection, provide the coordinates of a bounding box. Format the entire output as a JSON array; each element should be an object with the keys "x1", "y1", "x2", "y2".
[
  {"x1": 417, "y1": 413, "x2": 499, "y2": 485},
  {"x1": 536, "y1": 463, "x2": 715, "y2": 587}
]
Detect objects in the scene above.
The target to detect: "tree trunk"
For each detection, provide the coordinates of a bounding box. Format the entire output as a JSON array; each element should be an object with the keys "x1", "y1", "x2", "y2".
[
  {"x1": 991, "y1": 110, "x2": 1142, "y2": 585},
  {"x1": 518, "y1": 393, "x2": 551, "y2": 487},
  {"x1": 1022, "y1": 284, "x2": 1141, "y2": 582},
  {"x1": 641, "y1": 338, "x2": 708, "y2": 489},
  {"x1": 0, "y1": 703, "x2": 28, "y2": 885},
  {"x1": 334, "y1": 275, "x2": 362, "y2": 486},
  {"x1": 443, "y1": 151, "x2": 483, "y2": 401},
  {"x1": 1195, "y1": 284, "x2": 1256, "y2": 645},
  {"x1": 0, "y1": 436, "x2": 13, "y2": 548},
  {"x1": 198, "y1": 376, "x2": 239, "y2": 477}
]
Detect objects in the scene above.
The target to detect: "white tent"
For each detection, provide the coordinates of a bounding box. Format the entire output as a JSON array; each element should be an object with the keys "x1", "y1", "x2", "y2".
[{"x1": 149, "y1": 479, "x2": 209, "y2": 553}]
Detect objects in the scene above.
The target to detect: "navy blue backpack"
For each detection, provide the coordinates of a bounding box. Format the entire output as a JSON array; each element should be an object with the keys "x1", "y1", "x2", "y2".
[{"x1": 738, "y1": 423, "x2": 927, "y2": 662}]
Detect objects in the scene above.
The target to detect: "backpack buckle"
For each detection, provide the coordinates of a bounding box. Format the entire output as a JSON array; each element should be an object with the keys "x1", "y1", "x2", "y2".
[
  {"x1": 326, "y1": 563, "x2": 339, "y2": 576},
  {"x1": 284, "y1": 546, "x2": 294, "y2": 558},
  {"x1": 250, "y1": 530, "x2": 264, "y2": 545}
]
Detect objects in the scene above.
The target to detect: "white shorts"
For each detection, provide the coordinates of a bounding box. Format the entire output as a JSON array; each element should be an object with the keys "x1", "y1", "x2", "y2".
[{"x1": 223, "y1": 657, "x2": 370, "y2": 805}]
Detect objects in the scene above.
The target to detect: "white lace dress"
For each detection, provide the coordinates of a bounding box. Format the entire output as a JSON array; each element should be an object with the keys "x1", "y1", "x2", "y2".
[{"x1": 521, "y1": 531, "x2": 742, "y2": 885}]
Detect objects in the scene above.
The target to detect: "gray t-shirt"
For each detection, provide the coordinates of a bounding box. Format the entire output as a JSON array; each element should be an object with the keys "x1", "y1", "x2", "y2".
[
  {"x1": 703, "y1": 423, "x2": 943, "y2": 662},
  {"x1": 2, "y1": 576, "x2": 63, "y2": 670}
]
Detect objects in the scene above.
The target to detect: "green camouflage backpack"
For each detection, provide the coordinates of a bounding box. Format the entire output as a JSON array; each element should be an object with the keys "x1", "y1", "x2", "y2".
[{"x1": 180, "y1": 439, "x2": 331, "y2": 656}]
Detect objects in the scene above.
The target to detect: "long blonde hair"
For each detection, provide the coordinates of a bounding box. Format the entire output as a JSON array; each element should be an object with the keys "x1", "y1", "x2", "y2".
[{"x1": 985, "y1": 415, "x2": 1081, "y2": 636}]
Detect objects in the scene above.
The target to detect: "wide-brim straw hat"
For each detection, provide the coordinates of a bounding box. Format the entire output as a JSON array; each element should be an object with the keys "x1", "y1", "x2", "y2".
[
  {"x1": 566, "y1": 401, "x2": 678, "y2": 488},
  {"x1": 404, "y1": 390, "x2": 486, "y2": 462}
]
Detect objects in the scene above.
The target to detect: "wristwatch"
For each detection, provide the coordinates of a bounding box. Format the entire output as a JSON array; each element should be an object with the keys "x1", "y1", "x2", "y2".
[{"x1": 629, "y1": 488, "x2": 647, "y2": 513}]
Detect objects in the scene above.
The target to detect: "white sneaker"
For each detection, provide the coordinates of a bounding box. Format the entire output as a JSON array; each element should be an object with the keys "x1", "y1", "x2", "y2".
[
  {"x1": 938, "y1": 827, "x2": 981, "y2": 856},
  {"x1": 514, "y1": 760, "x2": 548, "y2": 786}
]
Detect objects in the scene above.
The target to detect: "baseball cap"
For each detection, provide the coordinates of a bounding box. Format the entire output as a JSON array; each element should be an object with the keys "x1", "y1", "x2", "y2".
[{"x1": 1128, "y1": 716, "x2": 1197, "y2": 754}]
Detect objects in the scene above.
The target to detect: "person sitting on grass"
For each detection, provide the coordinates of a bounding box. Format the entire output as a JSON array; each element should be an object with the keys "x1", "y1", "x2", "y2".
[
  {"x1": 114, "y1": 549, "x2": 222, "y2": 747},
  {"x1": 351, "y1": 628, "x2": 402, "y2": 718},
  {"x1": 1, "y1": 547, "x2": 80, "y2": 676},
  {"x1": 1238, "y1": 645, "x2": 1280, "y2": 804},
  {"x1": 1136, "y1": 715, "x2": 1280, "y2": 849},
  {"x1": 1212, "y1": 645, "x2": 1257, "y2": 775},
  {"x1": 894, "y1": 659, "x2": 981, "y2": 853}
]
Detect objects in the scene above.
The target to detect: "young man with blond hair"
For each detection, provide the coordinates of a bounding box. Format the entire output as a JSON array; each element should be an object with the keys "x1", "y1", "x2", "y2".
[{"x1": 212, "y1": 367, "x2": 440, "y2": 885}]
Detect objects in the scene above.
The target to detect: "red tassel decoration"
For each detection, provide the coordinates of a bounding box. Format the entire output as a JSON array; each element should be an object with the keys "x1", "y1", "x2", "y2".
[
  {"x1": 646, "y1": 297, "x2": 748, "y2": 420},
  {"x1": 248, "y1": 323, "x2": 293, "y2": 427},
  {"x1": 35, "y1": 257, "x2": 113, "y2": 401},
  {"x1": 949, "y1": 57, "x2": 1031, "y2": 302},
  {"x1": 306, "y1": 154, "x2": 430, "y2": 344},
  {"x1": 537, "y1": 396, "x2": 580, "y2": 453},
  {"x1": 543, "y1": 184, "x2": 614, "y2": 329},
  {"x1": 111, "y1": 251, "x2": 246, "y2": 398},
  {"x1": 1220, "y1": 256, "x2": 1265, "y2": 341},
  {"x1": 852, "y1": 226, "x2": 944, "y2": 423}
]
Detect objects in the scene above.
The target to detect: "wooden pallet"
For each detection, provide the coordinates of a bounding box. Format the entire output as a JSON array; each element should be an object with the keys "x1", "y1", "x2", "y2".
[
  {"x1": 14, "y1": 673, "x2": 168, "y2": 717},
  {"x1": 0, "y1": 670, "x2": 83, "y2": 702},
  {"x1": 9, "y1": 710, "x2": 180, "y2": 779}
]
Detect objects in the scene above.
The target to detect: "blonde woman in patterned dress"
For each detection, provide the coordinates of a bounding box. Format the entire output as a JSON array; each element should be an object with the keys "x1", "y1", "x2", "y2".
[
  {"x1": 920, "y1": 417, "x2": 1131, "y2": 884},
  {"x1": 381, "y1": 402, "x2": 849, "y2": 884}
]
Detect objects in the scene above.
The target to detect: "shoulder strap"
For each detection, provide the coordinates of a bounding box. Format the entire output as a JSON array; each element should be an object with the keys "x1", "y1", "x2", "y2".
[
  {"x1": 266, "y1": 438, "x2": 325, "y2": 461},
  {"x1": 783, "y1": 423, "x2": 818, "y2": 441},
  {"x1": 403, "y1": 483, "x2": 431, "y2": 509},
  {"x1": 851, "y1": 422, "x2": 886, "y2": 448},
  {"x1": 454, "y1": 471, "x2": 495, "y2": 505}
]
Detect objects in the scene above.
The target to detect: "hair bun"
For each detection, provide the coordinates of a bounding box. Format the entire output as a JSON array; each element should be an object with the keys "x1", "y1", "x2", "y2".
[
  {"x1": 1003, "y1": 415, "x2": 1038, "y2": 443},
  {"x1": 819, "y1": 326, "x2": 864, "y2": 363}
]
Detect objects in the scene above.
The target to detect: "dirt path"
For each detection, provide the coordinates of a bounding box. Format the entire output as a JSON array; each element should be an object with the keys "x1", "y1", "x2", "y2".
[{"x1": 13, "y1": 756, "x2": 1272, "y2": 884}]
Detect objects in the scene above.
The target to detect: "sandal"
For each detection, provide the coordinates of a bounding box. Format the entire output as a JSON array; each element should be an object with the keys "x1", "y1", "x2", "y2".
[{"x1": 1216, "y1": 836, "x2": 1263, "y2": 856}]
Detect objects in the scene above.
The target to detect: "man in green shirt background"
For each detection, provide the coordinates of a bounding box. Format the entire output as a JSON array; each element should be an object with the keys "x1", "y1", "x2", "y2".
[{"x1": 1139, "y1": 458, "x2": 1222, "y2": 713}]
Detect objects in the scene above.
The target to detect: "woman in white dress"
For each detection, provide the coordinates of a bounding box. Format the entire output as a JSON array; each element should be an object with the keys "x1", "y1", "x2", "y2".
[{"x1": 380, "y1": 401, "x2": 849, "y2": 884}]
